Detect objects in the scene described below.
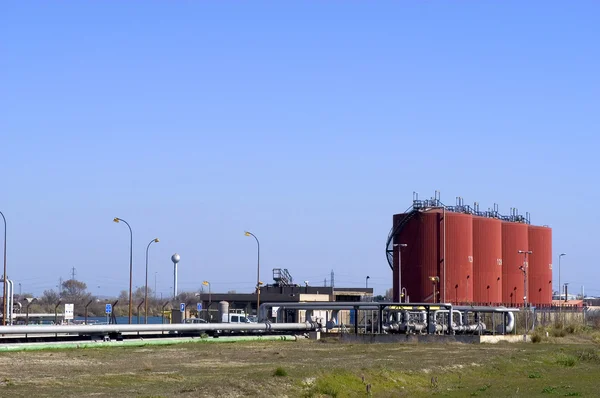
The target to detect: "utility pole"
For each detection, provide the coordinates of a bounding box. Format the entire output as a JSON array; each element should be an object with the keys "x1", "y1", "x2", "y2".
[
  {"x1": 518, "y1": 250, "x2": 533, "y2": 337},
  {"x1": 330, "y1": 270, "x2": 335, "y2": 288},
  {"x1": 58, "y1": 277, "x2": 63, "y2": 296},
  {"x1": 71, "y1": 267, "x2": 76, "y2": 280}
]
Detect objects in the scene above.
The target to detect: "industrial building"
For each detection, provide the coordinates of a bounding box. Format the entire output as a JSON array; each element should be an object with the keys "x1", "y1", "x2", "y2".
[{"x1": 386, "y1": 192, "x2": 553, "y2": 307}]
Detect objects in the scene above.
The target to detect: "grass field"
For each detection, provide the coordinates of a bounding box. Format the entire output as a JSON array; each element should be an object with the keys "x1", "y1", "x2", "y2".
[{"x1": 0, "y1": 334, "x2": 599, "y2": 397}]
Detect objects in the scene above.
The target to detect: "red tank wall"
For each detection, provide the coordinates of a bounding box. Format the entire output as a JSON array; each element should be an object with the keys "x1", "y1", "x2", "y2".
[
  {"x1": 442, "y1": 212, "x2": 474, "y2": 304},
  {"x1": 528, "y1": 226, "x2": 553, "y2": 306},
  {"x1": 395, "y1": 212, "x2": 436, "y2": 303},
  {"x1": 473, "y1": 217, "x2": 503, "y2": 304},
  {"x1": 395, "y1": 211, "x2": 472, "y2": 304},
  {"x1": 502, "y1": 222, "x2": 529, "y2": 306}
]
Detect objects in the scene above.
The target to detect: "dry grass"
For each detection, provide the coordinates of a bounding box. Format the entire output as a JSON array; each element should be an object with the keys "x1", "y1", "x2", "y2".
[{"x1": 0, "y1": 335, "x2": 598, "y2": 397}]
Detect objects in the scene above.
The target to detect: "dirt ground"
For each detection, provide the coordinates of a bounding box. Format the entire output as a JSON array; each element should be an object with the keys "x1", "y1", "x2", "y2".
[{"x1": 0, "y1": 335, "x2": 599, "y2": 397}]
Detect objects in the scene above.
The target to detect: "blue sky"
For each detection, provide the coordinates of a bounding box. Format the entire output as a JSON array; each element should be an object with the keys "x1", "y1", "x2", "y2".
[{"x1": 1, "y1": 1, "x2": 598, "y2": 298}]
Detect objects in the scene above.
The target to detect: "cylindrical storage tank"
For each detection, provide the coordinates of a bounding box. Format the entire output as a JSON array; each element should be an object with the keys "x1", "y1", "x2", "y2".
[
  {"x1": 501, "y1": 222, "x2": 529, "y2": 306},
  {"x1": 472, "y1": 216, "x2": 502, "y2": 305},
  {"x1": 528, "y1": 226, "x2": 553, "y2": 306},
  {"x1": 395, "y1": 210, "x2": 473, "y2": 304},
  {"x1": 218, "y1": 301, "x2": 229, "y2": 323},
  {"x1": 442, "y1": 212, "x2": 474, "y2": 304},
  {"x1": 393, "y1": 212, "x2": 426, "y2": 303},
  {"x1": 391, "y1": 213, "x2": 404, "y2": 302}
]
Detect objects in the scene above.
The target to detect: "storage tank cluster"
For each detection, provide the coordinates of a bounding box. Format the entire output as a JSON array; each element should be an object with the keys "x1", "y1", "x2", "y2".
[{"x1": 387, "y1": 192, "x2": 553, "y2": 306}]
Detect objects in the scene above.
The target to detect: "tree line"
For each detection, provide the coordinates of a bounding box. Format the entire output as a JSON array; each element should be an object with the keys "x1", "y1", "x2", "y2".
[{"x1": 15, "y1": 279, "x2": 206, "y2": 318}]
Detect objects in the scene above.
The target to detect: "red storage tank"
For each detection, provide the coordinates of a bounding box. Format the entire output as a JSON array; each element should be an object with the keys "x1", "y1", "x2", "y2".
[
  {"x1": 395, "y1": 210, "x2": 473, "y2": 304},
  {"x1": 528, "y1": 226, "x2": 553, "y2": 306},
  {"x1": 392, "y1": 212, "x2": 432, "y2": 303},
  {"x1": 443, "y1": 212, "x2": 474, "y2": 304},
  {"x1": 472, "y1": 217, "x2": 502, "y2": 304},
  {"x1": 502, "y1": 222, "x2": 529, "y2": 306}
]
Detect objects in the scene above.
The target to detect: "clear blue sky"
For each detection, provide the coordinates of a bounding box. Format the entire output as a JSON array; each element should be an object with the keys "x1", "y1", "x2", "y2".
[{"x1": 1, "y1": 1, "x2": 598, "y2": 298}]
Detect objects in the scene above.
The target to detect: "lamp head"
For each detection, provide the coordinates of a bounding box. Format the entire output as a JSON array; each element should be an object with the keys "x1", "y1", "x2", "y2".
[
  {"x1": 202, "y1": 281, "x2": 209, "y2": 286},
  {"x1": 171, "y1": 253, "x2": 180, "y2": 264},
  {"x1": 113, "y1": 218, "x2": 120, "y2": 223},
  {"x1": 560, "y1": 253, "x2": 566, "y2": 257},
  {"x1": 154, "y1": 238, "x2": 160, "y2": 243}
]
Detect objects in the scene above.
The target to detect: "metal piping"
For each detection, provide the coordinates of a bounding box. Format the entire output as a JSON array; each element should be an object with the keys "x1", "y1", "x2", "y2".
[
  {"x1": 258, "y1": 302, "x2": 382, "y2": 321},
  {"x1": 0, "y1": 322, "x2": 318, "y2": 335},
  {"x1": 7, "y1": 279, "x2": 13, "y2": 325},
  {"x1": 495, "y1": 311, "x2": 515, "y2": 333}
]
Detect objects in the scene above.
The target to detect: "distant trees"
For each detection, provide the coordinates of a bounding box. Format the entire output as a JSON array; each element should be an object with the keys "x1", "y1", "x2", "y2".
[{"x1": 385, "y1": 288, "x2": 393, "y2": 300}]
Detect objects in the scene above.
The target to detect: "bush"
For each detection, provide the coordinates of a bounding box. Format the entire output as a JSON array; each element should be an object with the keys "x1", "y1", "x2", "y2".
[
  {"x1": 551, "y1": 328, "x2": 567, "y2": 338},
  {"x1": 577, "y1": 348, "x2": 600, "y2": 363},
  {"x1": 273, "y1": 367, "x2": 288, "y2": 377},
  {"x1": 565, "y1": 323, "x2": 581, "y2": 334},
  {"x1": 531, "y1": 334, "x2": 542, "y2": 343},
  {"x1": 556, "y1": 354, "x2": 577, "y2": 367}
]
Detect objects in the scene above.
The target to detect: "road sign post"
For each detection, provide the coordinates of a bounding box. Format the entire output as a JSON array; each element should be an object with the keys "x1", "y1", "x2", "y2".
[
  {"x1": 105, "y1": 303, "x2": 112, "y2": 325},
  {"x1": 180, "y1": 303, "x2": 185, "y2": 323},
  {"x1": 64, "y1": 304, "x2": 74, "y2": 322},
  {"x1": 197, "y1": 302, "x2": 202, "y2": 312}
]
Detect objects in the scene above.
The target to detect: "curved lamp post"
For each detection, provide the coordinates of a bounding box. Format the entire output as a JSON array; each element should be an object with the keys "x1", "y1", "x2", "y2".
[
  {"x1": 202, "y1": 280, "x2": 211, "y2": 306},
  {"x1": 114, "y1": 217, "x2": 133, "y2": 324},
  {"x1": 244, "y1": 231, "x2": 260, "y2": 312},
  {"x1": 1, "y1": 211, "x2": 6, "y2": 326},
  {"x1": 145, "y1": 238, "x2": 159, "y2": 323}
]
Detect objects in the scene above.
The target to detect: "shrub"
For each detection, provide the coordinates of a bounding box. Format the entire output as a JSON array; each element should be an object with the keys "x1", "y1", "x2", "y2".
[
  {"x1": 531, "y1": 334, "x2": 542, "y2": 343},
  {"x1": 273, "y1": 367, "x2": 288, "y2": 377},
  {"x1": 577, "y1": 349, "x2": 600, "y2": 363},
  {"x1": 551, "y1": 328, "x2": 567, "y2": 338},
  {"x1": 556, "y1": 354, "x2": 577, "y2": 367},
  {"x1": 565, "y1": 323, "x2": 582, "y2": 334}
]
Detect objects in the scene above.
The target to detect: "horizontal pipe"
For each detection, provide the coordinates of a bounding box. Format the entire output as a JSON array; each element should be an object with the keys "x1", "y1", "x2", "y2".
[
  {"x1": 0, "y1": 335, "x2": 300, "y2": 352},
  {"x1": 258, "y1": 301, "x2": 453, "y2": 320},
  {"x1": 0, "y1": 322, "x2": 317, "y2": 335},
  {"x1": 453, "y1": 306, "x2": 519, "y2": 312}
]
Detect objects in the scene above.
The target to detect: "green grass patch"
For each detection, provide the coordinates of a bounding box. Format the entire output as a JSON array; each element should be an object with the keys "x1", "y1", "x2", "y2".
[
  {"x1": 541, "y1": 385, "x2": 557, "y2": 393},
  {"x1": 556, "y1": 353, "x2": 577, "y2": 367},
  {"x1": 273, "y1": 367, "x2": 288, "y2": 377}
]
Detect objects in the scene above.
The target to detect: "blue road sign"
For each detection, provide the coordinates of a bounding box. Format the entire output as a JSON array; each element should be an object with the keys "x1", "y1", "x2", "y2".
[
  {"x1": 105, "y1": 303, "x2": 112, "y2": 314},
  {"x1": 180, "y1": 303, "x2": 185, "y2": 312},
  {"x1": 197, "y1": 303, "x2": 202, "y2": 311}
]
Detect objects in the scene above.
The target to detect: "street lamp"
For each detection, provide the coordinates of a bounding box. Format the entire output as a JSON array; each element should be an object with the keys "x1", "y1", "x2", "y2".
[
  {"x1": 145, "y1": 238, "x2": 159, "y2": 323},
  {"x1": 244, "y1": 231, "x2": 260, "y2": 312},
  {"x1": 365, "y1": 276, "x2": 370, "y2": 289},
  {"x1": 24, "y1": 297, "x2": 37, "y2": 325},
  {"x1": 1, "y1": 210, "x2": 7, "y2": 326},
  {"x1": 558, "y1": 253, "x2": 566, "y2": 300},
  {"x1": 202, "y1": 281, "x2": 211, "y2": 305},
  {"x1": 429, "y1": 276, "x2": 440, "y2": 303},
  {"x1": 171, "y1": 254, "x2": 180, "y2": 299},
  {"x1": 393, "y1": 243, "x2": 408, "y2": 302},
  {"x1": 114, "y1": 217, "x2": 134, "y2": 324},
  {"x1": 154, "y1": 272, "x2": 158, "y2": 300}
]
